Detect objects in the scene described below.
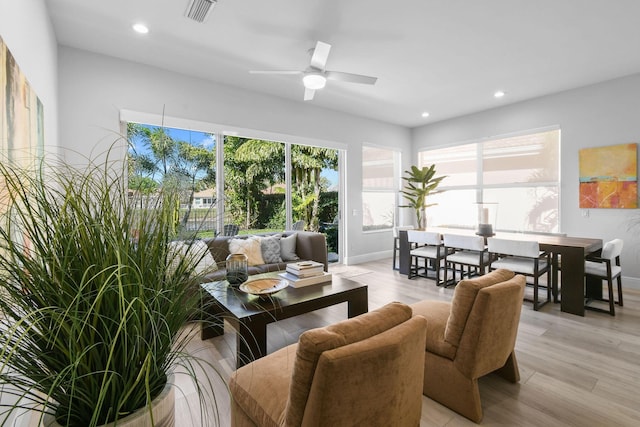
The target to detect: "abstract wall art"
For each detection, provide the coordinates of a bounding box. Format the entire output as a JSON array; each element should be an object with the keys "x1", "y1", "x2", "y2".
[
  {"x1": 579, "y1": 143, "x2": 638, "y2": 208},
  {"x1": 1, "y1": 36, "x2": 45, "y2": 224},
  {"x1": 1, "y1": 35, "x2": 44, "y2": 169}
]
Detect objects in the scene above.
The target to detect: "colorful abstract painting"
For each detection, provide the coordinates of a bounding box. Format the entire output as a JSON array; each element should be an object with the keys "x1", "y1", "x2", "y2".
[
  {"x1": 1, "y1": 36, "x2": 44, "y2": 168},
  {"x1": 579, "y1": 143, "x2": 637, "y2": 208},
  {"x1": 1, "y1": 36, "x2": 45, "y2": 221}
]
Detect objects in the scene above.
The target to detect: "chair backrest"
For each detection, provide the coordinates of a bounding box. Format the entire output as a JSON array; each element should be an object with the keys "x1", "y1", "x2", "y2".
[
  {"x1": 284, "y1": 302, "x2": 427, "y2": 427},
  {"x1": 487, "y1": 237, "x2": 540, "y2": 258},
  {"x1": 452, "y1": 272, "x2": 526, "y2": 379},
  {"x1": 444, "y1": 269, "x2": 514, "y2": 348},
  {"x1": 444, "y1": 233, "x2": 485, "y2": 251},
  {"x1": 407, "y1": 230, "x2": 442, "y2": 245},
  {"x1": 392, "y1": 225, "x2": 415, "y2": 238},
  {"x1": 601, "y1": 238, "x2": 624, "y2": 260},
  {"x1": 221, "y1": 223, "x2": 239, "y2": 236}
]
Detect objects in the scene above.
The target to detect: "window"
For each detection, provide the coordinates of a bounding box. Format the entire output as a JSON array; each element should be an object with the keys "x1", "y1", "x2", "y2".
[
  {"x1": 127, "y1": 123, "x2": 218, "y2": 234},
  {"x1": 362, "y1": 145, "x2": 400, "y2": 231},
  {"x1": 419, "y1": 129, "x2": 560, "y2": 233}
]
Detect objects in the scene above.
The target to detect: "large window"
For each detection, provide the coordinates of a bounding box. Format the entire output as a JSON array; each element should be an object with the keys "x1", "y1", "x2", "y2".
[
  {"x1": 362, "y1": 145, "x2": 400, "y2": 231},
  {"x1": 419, "y1": 128, "x2": 560, "y2": 233},
  {"x1": 127, "y1": 123, "x2": 339, "y2": 242}
]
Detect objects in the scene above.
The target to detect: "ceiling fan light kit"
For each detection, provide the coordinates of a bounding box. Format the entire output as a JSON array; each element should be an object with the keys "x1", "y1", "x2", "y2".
[
  {"x1": 303, "y1": 72, "x2": 327, "y2": 90},
  {"x1": 249, "y1": 40, "x2": 378, "y2": 101}
]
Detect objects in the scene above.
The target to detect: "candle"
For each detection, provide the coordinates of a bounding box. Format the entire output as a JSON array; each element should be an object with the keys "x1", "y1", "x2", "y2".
[{"x1": 481, "y1": 207, "x2": 489, "y2": 224}]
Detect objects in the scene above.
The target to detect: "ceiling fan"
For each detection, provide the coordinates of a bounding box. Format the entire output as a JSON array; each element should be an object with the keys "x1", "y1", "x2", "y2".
[{"x1": 249, "y1": 41, "x2": 378, "y2": 101}]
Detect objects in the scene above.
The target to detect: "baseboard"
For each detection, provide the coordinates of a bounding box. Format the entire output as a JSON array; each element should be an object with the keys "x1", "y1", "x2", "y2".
[
  {"x1": 343, "y1": 250, "x2": 392, "y2": 266},
  {"x1": 623, "y1": 275, "x2": 640, "y2": 290}
]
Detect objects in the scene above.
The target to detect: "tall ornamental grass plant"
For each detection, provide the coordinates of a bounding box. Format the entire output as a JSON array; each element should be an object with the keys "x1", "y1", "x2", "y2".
[{"x1": 0, "y1": 153, "x2": 216, "y2": 426}]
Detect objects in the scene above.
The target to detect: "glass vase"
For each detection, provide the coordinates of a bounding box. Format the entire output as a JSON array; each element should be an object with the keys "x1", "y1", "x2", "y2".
[{"x1": 226, "y1": 253, "x2": 248, "y2": 286}]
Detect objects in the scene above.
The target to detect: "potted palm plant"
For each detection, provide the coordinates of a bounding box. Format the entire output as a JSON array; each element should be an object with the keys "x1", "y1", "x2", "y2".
[
  {"x1": 0, "y1": 149, "x2": 219, "y2": 426},
  {"x1": 400, "y1": 164, "x2": 446, "y2": 229}
]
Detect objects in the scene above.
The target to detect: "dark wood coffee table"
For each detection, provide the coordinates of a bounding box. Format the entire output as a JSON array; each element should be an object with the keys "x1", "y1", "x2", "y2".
[{"x1": 200, "y1": 273, "x2": 368, "y2": 368}]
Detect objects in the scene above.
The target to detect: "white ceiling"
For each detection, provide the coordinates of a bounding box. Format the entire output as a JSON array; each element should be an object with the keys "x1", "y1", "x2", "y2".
[{"x1": 46, "y1": 0, "x2": 640, "y2": 128}]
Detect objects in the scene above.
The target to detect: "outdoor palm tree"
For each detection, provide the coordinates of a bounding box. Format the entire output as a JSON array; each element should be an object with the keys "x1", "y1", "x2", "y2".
[{"x1": 127, "y1": 123, "x2": 216, "y2": 232}]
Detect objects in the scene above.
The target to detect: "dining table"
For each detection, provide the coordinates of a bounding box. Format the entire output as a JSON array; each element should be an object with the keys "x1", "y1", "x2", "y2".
[{"x1": 398, "y1": 228, "x2": 603, "y2": 317}]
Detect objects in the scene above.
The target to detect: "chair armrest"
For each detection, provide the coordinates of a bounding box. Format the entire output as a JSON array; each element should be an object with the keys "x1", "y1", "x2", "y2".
[{"x1": 585, "y1": 255, "x2": 607, "y2": 263}]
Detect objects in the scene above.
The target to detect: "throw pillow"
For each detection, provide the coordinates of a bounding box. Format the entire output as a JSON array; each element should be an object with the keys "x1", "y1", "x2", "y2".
[
  {"x1": 191, "y1": 240, "x2": 218, "y2": 274},
  {"x1": 280, "y1": 233, "x2": 299, "y2": 261},
  {"x1": 229, "y1": 237, "x2": 265, "y2": 266},
  {"x1": 260, "y1": 234, "x2": 283, "y2": 263},
  {"x1": 167, "y1": 240, "x2": 218, "y2": 276}
]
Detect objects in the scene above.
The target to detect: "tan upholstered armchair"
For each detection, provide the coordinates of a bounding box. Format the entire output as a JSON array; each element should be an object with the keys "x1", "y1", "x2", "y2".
[
  {"x1": 411, "y1": 269, "x2": 525, "y2": 423},
  {"x1": 229, "y1": 302, "x2": 427, "y2": 427}
]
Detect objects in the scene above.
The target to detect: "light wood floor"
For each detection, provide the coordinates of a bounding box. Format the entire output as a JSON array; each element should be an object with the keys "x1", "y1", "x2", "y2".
[{"x1": 175, "y1": 260, "x2": 640, "y2": 426}]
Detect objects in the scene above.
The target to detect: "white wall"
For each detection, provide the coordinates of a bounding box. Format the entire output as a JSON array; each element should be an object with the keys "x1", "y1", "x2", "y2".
[
  {"x1": 412, "y1": 73, "x2": 640, "y2": 285},
  {"x1": 0, "y1": 0, "x2": 59, "y2": 155},
  {"x1": 57, "y1": 46, "x2": 412, "y2": 263}
]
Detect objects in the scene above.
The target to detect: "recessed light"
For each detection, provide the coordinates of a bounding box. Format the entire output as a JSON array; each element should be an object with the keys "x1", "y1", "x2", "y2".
[
  {"x1": 494, "y1": 90, "x2": 506, "y2": 98},
  {"x1": 421, "y1": 112, "x2": 430, "y2": 118},
  {"x1": 132, "y1": 23, "x2": 149, "y2": 34}
]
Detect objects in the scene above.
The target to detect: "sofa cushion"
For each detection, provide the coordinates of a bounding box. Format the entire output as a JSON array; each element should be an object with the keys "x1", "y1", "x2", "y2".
[
  {"x1": 260, "y1": 234, "x2": 283, "y2": 263},
  {"x1": 229, "y1": 236, "x2": 265, "y2": 266},
  {"x1": 205, "y1": 237, "x2": 231, "y2": 263},
  {"x1": 280, "y1": 233, "x2": 299, "y2": 261},
  {"x1": 285, "y1": 302, "x2": 412, "y2": 427},
  {"x1": 444, "y1": 269, "x2": 515, "y2": 347}
]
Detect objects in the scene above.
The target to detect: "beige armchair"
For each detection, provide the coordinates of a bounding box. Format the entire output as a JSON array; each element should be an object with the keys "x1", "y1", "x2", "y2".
[
  {"x1": 229, "y1": 302, "x2": 427, "y2": 427},
  {"x1": 411, "y1": 269, "x2": 525, "y2": 423}
]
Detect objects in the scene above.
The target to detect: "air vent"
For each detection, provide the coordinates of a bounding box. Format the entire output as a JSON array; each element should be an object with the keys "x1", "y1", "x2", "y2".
[{"x1": 185, "y1": 0, "x2": 217, "y2": 23}]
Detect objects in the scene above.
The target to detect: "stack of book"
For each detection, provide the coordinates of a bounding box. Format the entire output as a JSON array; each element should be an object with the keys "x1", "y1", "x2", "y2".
[{"x1": 279, "y1": 261, "x2": 332, "y2": 288}]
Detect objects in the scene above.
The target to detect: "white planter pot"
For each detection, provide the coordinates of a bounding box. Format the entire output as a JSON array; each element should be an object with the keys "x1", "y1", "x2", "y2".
[{"x1": 43, "y1": 378, "x2": 175, "y2": 427}]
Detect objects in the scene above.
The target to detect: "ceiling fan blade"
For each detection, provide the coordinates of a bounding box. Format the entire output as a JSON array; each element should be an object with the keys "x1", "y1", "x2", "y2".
[
  {"x1": 304, "y1": 88, "x2": 316, "y2": 101},
  {"x1": 326, "y1": 71, "x2": 377, "y2": 85},
  {"x1": 310, "y1": 41, "x2": 331, "y2": 70},
  {"x1": 249, "y1": 70, "x2": 303, "y2": 75}
]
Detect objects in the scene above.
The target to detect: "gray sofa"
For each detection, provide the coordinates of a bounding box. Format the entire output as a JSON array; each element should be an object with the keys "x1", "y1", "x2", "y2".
[{"x1": 199, "y1": 231, "x2": 328, "y2": 282}]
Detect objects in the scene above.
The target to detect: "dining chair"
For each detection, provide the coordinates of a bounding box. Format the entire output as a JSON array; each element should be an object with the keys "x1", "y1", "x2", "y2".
[
  {"x1": 392, "y1": 225, "x2": 415, "y2": 270},
  {"x1": 487, "y1": 237, "x2": 551, "y2": 311},
  {"x1": 407, "y1": 230, "x2": 446, "y2": 285},
  {"x1": 584, "y1": 238, "x2": 623, "y2": 316},
  {"x1": 443, "y1": 234, "x2": 490, "y2": 286}
]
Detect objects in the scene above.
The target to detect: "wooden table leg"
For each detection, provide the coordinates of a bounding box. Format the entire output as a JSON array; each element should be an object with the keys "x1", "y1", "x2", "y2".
[
  {"x1": 552, "y1": 253, "x2": 559, "y2": 303},
  {"x1": 399, "y1": 230, "x2": 412, "y2": 275},
  {"x1": 347, "y1": 287, "x2": 369, "y2": 318},
  {"x1": 201, "y1": 298, "x2": 225, "y2": 340},
  {"x1": 559, "y1": 247, "x2": 586, "y2": 316},
  {"x1": 236, "y1": 319, "x2": 267, "y2": 369}
]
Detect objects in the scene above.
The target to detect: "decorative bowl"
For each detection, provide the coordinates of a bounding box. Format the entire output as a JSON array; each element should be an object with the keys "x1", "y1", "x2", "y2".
[{"x1": 239, "y1": 278, "x2": 288, "y2": 297}]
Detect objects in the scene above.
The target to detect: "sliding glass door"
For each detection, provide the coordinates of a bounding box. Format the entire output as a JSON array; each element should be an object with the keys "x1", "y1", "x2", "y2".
[{"x1": 127, "y1": 122, "x2": 342, "y2": 261}]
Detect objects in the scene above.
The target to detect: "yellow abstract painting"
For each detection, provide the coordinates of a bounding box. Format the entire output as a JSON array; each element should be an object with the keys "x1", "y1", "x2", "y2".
[{"x1": 579, "y1": 143, "x2": 637, "y2": 208}]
